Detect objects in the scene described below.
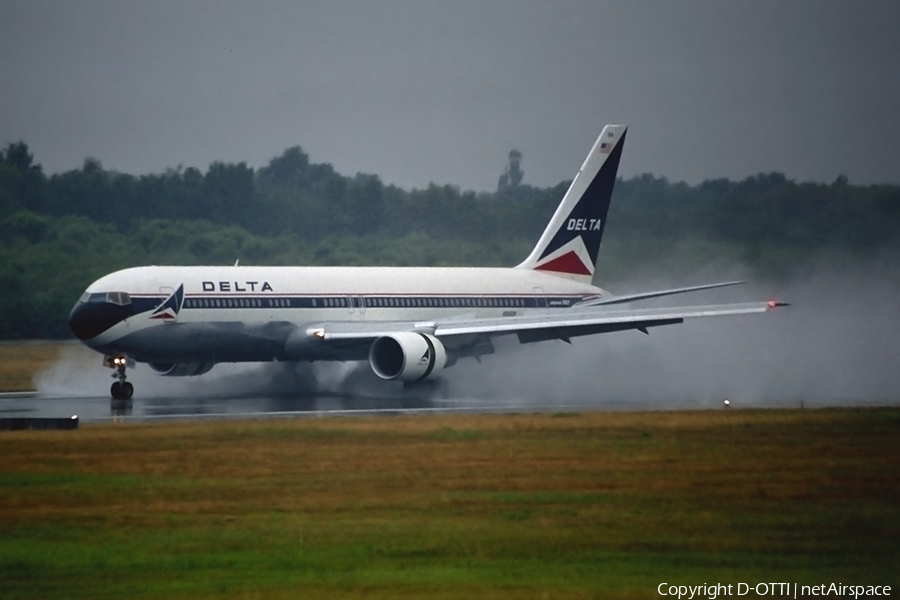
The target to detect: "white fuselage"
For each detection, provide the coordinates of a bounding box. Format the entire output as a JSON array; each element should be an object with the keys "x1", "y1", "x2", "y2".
[{"x1": 80, "y1": 265, "x2": 607, "y2": 361}]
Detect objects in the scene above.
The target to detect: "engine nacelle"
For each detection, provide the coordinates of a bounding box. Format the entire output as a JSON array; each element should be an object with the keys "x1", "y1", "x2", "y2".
[
  {"x1": 369, "y1": 332, "x2": 447, "y2": 381},
  {"x1": 147, "y1": 362, "x2": 215, "y2": 377}
]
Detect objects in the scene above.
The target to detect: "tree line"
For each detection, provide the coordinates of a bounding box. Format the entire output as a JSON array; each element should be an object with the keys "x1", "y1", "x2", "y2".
[{"x1": 1, "y1": 141, "x2": 898, "y2": 338}]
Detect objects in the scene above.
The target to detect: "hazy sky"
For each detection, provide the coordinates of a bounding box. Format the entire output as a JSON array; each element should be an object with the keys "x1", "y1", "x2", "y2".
[{"x1": 2, "y1": 0, "x2": 898, "y2": 191}]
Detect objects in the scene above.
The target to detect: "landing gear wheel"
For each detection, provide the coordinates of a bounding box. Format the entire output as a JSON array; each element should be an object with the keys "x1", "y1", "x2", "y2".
[{"x1": 110, "y1": 381, "x2": 134, "y2": 400}]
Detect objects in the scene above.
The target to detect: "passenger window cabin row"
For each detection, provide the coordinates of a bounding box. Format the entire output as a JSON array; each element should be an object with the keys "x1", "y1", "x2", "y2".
[{"x1": 181, "y1": 296, "x2": 531, "y2": 309}]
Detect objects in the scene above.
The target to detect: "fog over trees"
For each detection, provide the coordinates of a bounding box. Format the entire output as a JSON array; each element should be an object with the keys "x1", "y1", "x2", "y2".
[{"x1": 1, "y1": 141, "x2": 898, "y2": 338}]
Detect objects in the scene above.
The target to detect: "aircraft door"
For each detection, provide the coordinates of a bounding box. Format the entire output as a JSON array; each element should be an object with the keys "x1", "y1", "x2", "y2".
[{"x1": 532, "y1": 286, "x2": 546, "y2": 309}]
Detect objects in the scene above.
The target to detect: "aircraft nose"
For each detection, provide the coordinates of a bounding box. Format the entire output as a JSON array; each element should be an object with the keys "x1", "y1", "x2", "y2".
[
  {"x1": 68, "y1": 298, "x2": 130, "y2": 341},
  {"x1": 68, "y1": 301, "x2": 98, "y2": 340}
]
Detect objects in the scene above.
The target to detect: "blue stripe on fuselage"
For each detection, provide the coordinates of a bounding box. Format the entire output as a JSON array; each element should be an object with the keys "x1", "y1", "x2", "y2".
[{"x1": 173, "y1": 294, "x2": 590, "y2": 310}]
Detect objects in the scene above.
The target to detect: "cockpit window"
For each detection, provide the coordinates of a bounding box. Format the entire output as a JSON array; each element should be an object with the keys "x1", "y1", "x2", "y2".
[
  {"x1": 106, "y1": 292, "x2": 131, "y2": 306},
  {"x1": 80, "y1": 291, "x2": 131, "y2": 304}
]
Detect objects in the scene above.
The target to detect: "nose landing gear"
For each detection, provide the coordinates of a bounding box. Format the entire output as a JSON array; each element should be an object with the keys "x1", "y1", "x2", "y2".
[{"x1": 104, "y1": 355, "x2": 134, "y2": 400}]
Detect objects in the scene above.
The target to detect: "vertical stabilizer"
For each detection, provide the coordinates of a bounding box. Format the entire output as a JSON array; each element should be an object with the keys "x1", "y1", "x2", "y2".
[{"x1": 516, "y1": 124, "x2": 627, "y2": 283}]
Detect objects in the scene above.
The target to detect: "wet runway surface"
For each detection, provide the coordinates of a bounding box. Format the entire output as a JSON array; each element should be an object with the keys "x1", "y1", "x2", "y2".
[
  {"x1": 0, "y1": 391, "x2": 621, "y2": 423},
  {"x1": 3, "y1": 390, "x2": 895, "y2": 425}
]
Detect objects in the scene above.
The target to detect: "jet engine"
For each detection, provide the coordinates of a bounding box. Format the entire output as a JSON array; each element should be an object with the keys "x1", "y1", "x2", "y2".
[
  {"x1": 147, "y1": 362, "x2": 215, "y2": 377},
  {"x1": 369, "y1": 332, "x2": 447, "y2": 381}
]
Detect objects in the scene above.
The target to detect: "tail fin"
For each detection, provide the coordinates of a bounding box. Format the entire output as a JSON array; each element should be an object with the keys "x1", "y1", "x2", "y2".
[{"x1": 516, "y1": 124, "x2": 627, "y2": 283}]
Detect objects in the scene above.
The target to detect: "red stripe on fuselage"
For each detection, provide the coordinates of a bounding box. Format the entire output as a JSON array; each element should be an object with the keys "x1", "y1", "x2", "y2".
[{"x1": 150, "y1": 312, "x2": 176, "y2": 320}]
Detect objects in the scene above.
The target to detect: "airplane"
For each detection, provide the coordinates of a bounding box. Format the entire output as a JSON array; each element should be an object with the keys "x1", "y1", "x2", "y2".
[{"x1": 68, "y1": 124, "x2": 787, "y2": 400}]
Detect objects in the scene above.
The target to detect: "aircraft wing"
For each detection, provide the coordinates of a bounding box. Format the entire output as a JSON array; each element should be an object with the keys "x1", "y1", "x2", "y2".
[
  {"x1": 313, "y1": 301, "x2": 787, "y2": 345},
  {"x1": 432, "y1": 301, "x2": 784, "y2": 342}
]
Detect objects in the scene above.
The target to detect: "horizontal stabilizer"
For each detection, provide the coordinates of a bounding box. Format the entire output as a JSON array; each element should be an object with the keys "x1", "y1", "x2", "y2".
[{"x1": 577, "y1": 280, "x2": 746, "y2": 307}]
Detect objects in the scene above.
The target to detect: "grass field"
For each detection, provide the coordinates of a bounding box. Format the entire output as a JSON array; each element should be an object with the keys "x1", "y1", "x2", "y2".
[
  {"x1": 0, "y1": 341, "x2": 69, "y2": 392},
  {"x1": 0, "y1": 408, "x2": 898, "y2": 599}
]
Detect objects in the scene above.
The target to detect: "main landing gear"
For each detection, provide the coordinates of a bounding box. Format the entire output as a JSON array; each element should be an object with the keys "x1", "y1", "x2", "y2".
[{"x1": 104, "y1": 355, "x2": 134, "y2": 400}]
